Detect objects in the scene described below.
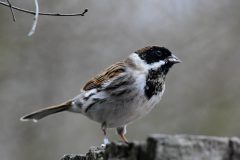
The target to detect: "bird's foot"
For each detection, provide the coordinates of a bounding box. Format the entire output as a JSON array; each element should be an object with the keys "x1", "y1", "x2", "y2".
[{"x1": 101, "y1": 137, "x2": 110, "y2": 147}]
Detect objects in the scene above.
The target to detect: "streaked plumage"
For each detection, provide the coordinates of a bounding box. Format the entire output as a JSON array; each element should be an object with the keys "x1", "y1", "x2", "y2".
[{"x1": 21, "y1": 46, "x2": 181, "y2": 144}]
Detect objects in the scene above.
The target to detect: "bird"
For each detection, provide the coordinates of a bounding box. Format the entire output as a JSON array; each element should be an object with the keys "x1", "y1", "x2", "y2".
[{"x1": 20, "y1": 46, "x2": 181, "y2": 144}]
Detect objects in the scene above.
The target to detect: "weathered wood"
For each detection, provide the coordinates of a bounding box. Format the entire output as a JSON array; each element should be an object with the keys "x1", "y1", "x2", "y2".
[{"x1": 61, "y1": 134, "x2": 240, "y2": 160}]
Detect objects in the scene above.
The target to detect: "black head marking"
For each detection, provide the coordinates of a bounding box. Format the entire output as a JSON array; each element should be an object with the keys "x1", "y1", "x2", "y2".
[
  {"x1": 136, "y1": 46, "x2": 181, "y2": 99},
  {"x1": 135, "y1": 46, "x2": 172, "y2": 64}
]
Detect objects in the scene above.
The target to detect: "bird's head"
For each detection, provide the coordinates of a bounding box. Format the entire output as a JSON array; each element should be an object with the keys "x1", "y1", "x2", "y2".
[{"x1": 127, "y1": 46, "x2": 181, "y2": 75}]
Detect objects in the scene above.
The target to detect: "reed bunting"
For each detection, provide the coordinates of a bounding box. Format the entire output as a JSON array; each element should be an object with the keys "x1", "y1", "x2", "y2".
[{"x1": 21, "y1": 46, "x2": 181, "y2": 144}]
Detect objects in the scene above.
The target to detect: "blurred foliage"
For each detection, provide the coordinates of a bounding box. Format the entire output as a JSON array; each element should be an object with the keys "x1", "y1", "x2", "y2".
[{"x1": 0, "y1": 0, "x2": 240, "y2": 160}]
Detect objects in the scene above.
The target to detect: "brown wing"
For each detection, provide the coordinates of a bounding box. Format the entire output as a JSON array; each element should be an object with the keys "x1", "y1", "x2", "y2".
[{"x1": 82, "y1": 61, "x2": 126, "y2": 91}]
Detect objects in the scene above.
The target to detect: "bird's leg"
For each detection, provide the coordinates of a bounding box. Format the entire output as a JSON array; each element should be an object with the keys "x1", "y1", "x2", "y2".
[
  {"x1": 116, "y1": 125, "x2": 128, "y2": 143},
  {"x1": 101, "y1": 122, "x2": 110, "y2": 145}
]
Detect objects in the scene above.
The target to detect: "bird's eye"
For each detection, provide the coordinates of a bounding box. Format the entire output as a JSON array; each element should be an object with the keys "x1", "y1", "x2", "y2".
[{"x1": 156, "y1": 50, "x2": 161, "y2": 54}]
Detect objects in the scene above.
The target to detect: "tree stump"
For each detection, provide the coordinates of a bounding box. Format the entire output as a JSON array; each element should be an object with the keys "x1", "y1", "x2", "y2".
[{"x1": 61, "y1": 134, "x2": 240, "y2": 160}]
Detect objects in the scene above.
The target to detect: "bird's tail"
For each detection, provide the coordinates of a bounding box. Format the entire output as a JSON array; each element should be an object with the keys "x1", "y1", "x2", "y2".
[{"x1": 20, "y1": 100, "x2": 72, "y2": 122}]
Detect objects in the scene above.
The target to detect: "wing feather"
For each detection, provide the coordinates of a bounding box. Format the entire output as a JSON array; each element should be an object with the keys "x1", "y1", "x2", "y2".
[{"x1": 82, "y1": 61, "x2": 126, "y2": 91}]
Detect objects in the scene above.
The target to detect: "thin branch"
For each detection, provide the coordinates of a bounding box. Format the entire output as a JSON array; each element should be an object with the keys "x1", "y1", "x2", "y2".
[
  {"x1": 6, "y1": 0, "x2": 16, "y2": 21},
  {"x1": 28, "y1": 0, "x2": 39, "y2": 36},
  {"x1": 0, "y1": 1, "x2": 88, "y2": 16}
]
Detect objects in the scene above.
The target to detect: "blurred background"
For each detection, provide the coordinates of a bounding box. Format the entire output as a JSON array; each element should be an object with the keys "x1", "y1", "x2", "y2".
[{"x1": 0, "y1": 0, "x2": 240, "y2": 159}]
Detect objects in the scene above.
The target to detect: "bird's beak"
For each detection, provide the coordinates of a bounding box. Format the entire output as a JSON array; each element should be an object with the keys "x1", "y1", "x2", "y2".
[{"x1": 168, "y1": 54, "x2": 182, "y2": 64}]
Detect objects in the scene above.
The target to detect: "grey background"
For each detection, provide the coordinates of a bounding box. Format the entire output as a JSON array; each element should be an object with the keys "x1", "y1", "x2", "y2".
[{"x1": 0, "y1": 0, "x2": 240, "y2": 160}]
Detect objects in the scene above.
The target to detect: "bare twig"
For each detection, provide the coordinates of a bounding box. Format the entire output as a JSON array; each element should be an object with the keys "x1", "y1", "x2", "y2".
[
  {"x1": 0, "y1": 1, "x2": 88, "y2": 16},
  {"x1": 27, "y1": 0, "x2": 39, "y2": 36},
  {"x1": 6, "y1": 0, "x2": 16, "y2": 21},
  {"x1": 0, "y1": 0, "x2": 88, "y2": 36}
]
